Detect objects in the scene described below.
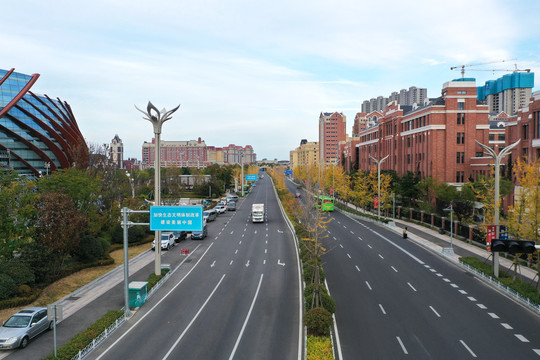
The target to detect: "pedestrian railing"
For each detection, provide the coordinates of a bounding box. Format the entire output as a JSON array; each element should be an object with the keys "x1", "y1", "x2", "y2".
[
  {"x1": 459, "y1": 261, "x2": 540, "y2": 314},
  {"x1": 71, "y1": 314, "x2": 127, "y2": 360}
]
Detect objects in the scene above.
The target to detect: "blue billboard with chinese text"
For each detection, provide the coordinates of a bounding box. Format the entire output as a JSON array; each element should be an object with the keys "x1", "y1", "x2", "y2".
[{"x1": 150, "y1": 206, "x2": 203, "y2": 231}]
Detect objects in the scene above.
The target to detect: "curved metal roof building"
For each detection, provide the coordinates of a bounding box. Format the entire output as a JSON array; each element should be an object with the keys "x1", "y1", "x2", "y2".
[{"x1": 0, "y1": 68, "x2": 88, "y2": 177}]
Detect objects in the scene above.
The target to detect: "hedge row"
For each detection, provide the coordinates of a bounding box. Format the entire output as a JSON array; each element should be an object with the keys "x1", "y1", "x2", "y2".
[
  {"x1": 146, "y1": 267, "x2": 171, "y2": 292},
  {"x1": 335, "y1": 202, "x2": 389, "y2": 224},
  {"x1": 43, "y1": 310, "x2": 124, "y2": 360},
  {"x1": 306, "y1": 336, "x2": 334, "y2": 360},
  {"x1": 460, "y1": 257, "x2": 540, "y2": 305}
]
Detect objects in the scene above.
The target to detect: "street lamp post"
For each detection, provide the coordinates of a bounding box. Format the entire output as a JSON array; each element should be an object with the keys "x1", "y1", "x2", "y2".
[
  {"x1": 126, "y1": 172, "x2": 135, "y2": 198},
  {"x1": 443, "y1": 204, "x2": 454, "y2": 252},
  {"x1": 136, "y1": 102, "x2": 180, "y2": 276},
  {"x1": 475, "y1": 139, "x2": 520, "y2": 278},
  {"x1": 44, "y1": 162, "x2": 50, "y2": 176},
  {"x1": 369, "y1": 155, "x2": 389, "y2": 221}
]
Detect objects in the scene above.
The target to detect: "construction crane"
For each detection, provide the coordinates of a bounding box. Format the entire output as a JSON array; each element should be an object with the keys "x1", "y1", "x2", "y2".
[{"x1": 450, "y1": 59, "x2": 517, "y2": 78}]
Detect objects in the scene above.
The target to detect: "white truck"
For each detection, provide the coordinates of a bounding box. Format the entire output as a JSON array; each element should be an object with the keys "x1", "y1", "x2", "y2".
[{"x1": 252, "y1": 203, "x2": 265, "y2": 223}]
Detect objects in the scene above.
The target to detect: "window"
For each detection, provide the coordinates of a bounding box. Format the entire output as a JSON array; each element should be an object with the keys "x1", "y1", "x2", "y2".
[
  {"x1": 407, "y1": 137, "x2": 411, "y2": 147},
  {"x1": 457, "y1": 132, "x2": 465, "y2": 144},
  {"x1": 498, "y1": 134, "x2": 505, "y2": 141},
  {"x1": 458, "y1": 102, "x2": 464, "y2": 110},
  {"x1": 523, "y1": 124, "x2": 529, "y2": 140},
  {"x1": 489, "y1": 134, "x2": 495, "y2": 141},
  {"x1": 456, "y1": 152, "x2": 465, "y2": 164},
  {"x1": 407, "y1": 154, "x2": 411, "y2": 164},
  {"x1": 456, "y1": 171, "x2": 464, "y2": 183},
  {"x1": 457, "y1": 113, "x2": 465, "y2": 124},
  {"x1": 475, "y1": 151, "x2": 483, "y2": 157}
]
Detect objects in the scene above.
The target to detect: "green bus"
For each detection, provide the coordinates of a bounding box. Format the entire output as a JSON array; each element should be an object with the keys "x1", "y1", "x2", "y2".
[{"x1": 317, "y1": 196, "x2": 334, "y2": 211}]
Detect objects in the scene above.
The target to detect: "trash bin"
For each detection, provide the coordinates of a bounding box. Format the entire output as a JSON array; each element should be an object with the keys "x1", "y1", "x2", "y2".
[{"x1": 129, "y1": 281, "x2": 148, "y2": 309}]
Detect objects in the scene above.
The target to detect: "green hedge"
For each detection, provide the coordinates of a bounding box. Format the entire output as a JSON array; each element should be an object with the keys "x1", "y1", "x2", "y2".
[
  {"x1": 146, "y1": 268, "x2": 170, "y2": 291},
  {"x1": 304, "y1": 307, "x2": 333, "y2": 337},
  {"x1": 0, "y1": 289, "x2": 42, "y2": 310},
  {"x1": 460, "y1": 257, "x2": 540, "y2": 305},
  {"x1": 43, "y1": 310, "x2": 124, "y2": 360}
]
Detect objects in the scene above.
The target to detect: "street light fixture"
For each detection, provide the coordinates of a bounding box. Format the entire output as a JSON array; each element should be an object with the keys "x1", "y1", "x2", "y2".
[
  {"x1": 136, "y1": 101, "x2": 180, "y2": 276},
  {"x1": 443, "y1": 204, "x2": 454, "y2": 253},
  {"x1": 369, "y1": 155, "x2": 389, "y2": 221},
  {"x1": 475, "y1": 139, "x2": 520, "y2": 278},
  {"x1": 126, "y1": 171, "x2": 135, "y2": 198}
]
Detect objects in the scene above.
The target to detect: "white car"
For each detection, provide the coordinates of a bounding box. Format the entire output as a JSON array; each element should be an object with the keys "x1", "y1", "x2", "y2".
[
  {"x1": 214, "y1": 204, "x2": 226, "y2": 214},
  {"x1": 152, "y1": 232, "x2": 175, "y2": 251}
]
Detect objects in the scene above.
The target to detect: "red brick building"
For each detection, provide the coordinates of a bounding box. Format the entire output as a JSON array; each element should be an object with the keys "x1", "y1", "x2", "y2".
[
  {"x1": 319, "y1": 112, "x2": 346, "y2": 164},
  {"x1": 507, "y1": 91, "x2": 540, "y2": 163}
]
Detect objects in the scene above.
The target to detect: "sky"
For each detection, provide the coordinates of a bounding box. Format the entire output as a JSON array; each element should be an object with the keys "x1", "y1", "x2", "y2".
[{"x1": 3, "y1": 0, "x2": 540, "y2": 161}]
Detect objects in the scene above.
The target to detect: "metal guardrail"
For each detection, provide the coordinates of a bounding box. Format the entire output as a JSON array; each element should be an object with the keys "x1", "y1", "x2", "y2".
[
  {"x1": 71, "y1": 314, "x2": 127, "y2": 360},
  {"x1": 458, "y1": 261, "x2": 540, "y2": 314}
]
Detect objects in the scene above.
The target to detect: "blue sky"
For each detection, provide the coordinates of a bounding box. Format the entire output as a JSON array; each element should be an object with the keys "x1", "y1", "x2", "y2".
[{"x1": 3, "y1": 0, "x2": 540, "y2": 161}]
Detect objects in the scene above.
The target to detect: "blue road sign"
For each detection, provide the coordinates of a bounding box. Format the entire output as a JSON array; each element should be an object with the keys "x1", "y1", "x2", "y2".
[
  {"x1": 284, "y1": 170, "x2": 292, "y2": 175},
  {"x1": 245, "y1": 174, "x2": 258, "y2": 181},
  {"x1": 499, "y1": 225, "x2": 509, "y2": 240},
  {"x1": 150, "y1": 206, "x2": 203, "y2": 231}
]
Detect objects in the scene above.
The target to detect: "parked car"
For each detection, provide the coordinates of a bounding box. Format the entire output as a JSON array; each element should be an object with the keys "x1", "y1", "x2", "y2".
[
  {"x1": 173, "y1": 231, "x2": 188, "y2": 243},
  {"x1": 191, "y1": 224, "x2": 208, "y2": 240},
  {"x1": 203, "y1": 209, "x2": 217, "y2": 222},
  {"x1": 227, "y1": 195, "x2": 239, "y2": 203},
  {"x1": 214, "y1": 204, "x2": 226, "y2": 214},
  {"x1": 295, "y1": 192, "x2": 301, "y2": 198},
  {"x1": 221, "y1": 197, "x2": 228, "y2": 204},
  {"x1": 152, "y1": 232, "x2": 175, "y2": 251},
  {"x1": 0, "y1": 307, "x2": 52, "y2": 349},
  {"x1": 227, "y1": 201, "x2": 236, "y2": 211}
]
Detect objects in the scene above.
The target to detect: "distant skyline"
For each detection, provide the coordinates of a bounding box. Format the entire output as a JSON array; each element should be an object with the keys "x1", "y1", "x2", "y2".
[{"x1": 3, "y1": 0, "x2": 540, "y2": 161}]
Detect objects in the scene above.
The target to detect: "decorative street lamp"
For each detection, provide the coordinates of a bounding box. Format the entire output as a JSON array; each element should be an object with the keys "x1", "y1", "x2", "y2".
[
  {"x1": 443, "y1": 204, "x2": 454, "y2": 253},
  {"x1": 126, "y1": 171, "x2": 135, "y2": 198},
  {"x1": 136, "y1": 102, "x2": 180, "y2": 276},
  {"x1": 369, "y1": 155, "x2": 389, "y2": 221},
  {"x1": 44, "y1": 162, "x2": 50, "y2": 176},
  {"x1": 475, "y1": 139, "x2": 520, "y2": 278}
]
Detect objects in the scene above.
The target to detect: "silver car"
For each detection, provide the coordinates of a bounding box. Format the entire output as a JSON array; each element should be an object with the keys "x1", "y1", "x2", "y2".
[{"x1": 0, "y1": 307, "x2": 53, "y2": 349}]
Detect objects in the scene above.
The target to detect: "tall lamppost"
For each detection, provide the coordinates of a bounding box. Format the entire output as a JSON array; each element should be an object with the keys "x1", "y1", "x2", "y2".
[
  {"x1": 369, "y1": 155, "x2": 389, "y2": 221},
  {"x1": 475, "y1": 139, "x2": 520, "y2": 278},
  {"x1": 44, "y1": 162, "x2": 50, "y2": 176},
  {"x1": 136, "y1": 102, "x2": 180, "y2": 276},
  {"x1": 240, "y1": 149, "x2": 245, "y2": 196},
  {"x1": 126, "y1": 171, "x2": 135, "y2": 198},
  {"x1": 443, "y1": 204, "x2": 454, "y2": 252}
]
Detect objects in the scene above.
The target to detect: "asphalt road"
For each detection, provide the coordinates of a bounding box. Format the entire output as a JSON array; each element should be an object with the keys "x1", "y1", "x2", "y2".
[
  {"x1": 88, "y1": 175, "x2": 302, "y2": 360},
  {"x1": 286, "y1": 178, "x2": 540, "y2": 359}
]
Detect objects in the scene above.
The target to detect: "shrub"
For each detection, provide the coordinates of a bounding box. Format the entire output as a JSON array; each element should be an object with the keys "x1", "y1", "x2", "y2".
[
  {"x1": 75, "y1": 233, "x2": 110, "y2": 262},
  {"x1": 43, "y1": 310, "x2": 124, "y2": 360},
  {"x1": 146, "y1": 268, "x2": 170, "y2": 291},
  {"x1": 0, "y1": 289, "x2": 41, "y2": 310},
  {"x1": 305, "y1": 307, "x2": 333, "y2": 336},
  {"x1": 304, "y1": 285, "x2": 335, "y2": 314},
  {"x1": 0, "y1": 274, "x2": 16, "y2": 301},
  {"x1": 306, "y1": 336, "x2": 334, "y2": 360},
  {"x1": 17, "y1": 284, "x2": 32, "y2": 297},
  {"x1": 0, "y1": 259, "x2": 35, "y2": 287}
]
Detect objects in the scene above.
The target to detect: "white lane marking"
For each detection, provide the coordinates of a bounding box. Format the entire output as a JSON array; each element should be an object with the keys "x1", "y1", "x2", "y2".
[
  {"x1": 429, "y1": 306, "x2": 441, "y2": 317},
  {"x1": 239, "y1": 241, "x2": 242, "y2": 245},
  {"x1": 378, "y1": 254, "x2": 384, "y2": 259},
  {"x1": 533, "y1": 349, "x2": 540, "y2": 356},
  {"x1": 265, "y1": 240, "x2": 268, "y2": 244},
  {"x1": 424, "y1": 265, "x2": 431, "y2": 268},
  {"x1": 340, "y1": 244, "x2": 344, "y2": 248},
  {"x1": 235, "y1": 249, "x2": 238, "y2": 254},
  {"x1": 429, "y1": 269, "x2": 437, "y2": 272},
  {"x1": 477, "y1": 304, "x2": 487, "y2": 309},
  {"x1": 368, "y1": 228, "x2": 425, "y2": 265},
  {"x1": 350, "y1": 230, "x2": 354, "y2": 234},
  {"x1": 263, "y1": 260, "x2": 266, "y2": 265},
  {"x1": 266, "y1": 234, "x2": 268, "y2": 237},
  {"x1": 324, "y1": 279, "x2": 343, "y2": 360},
  {"x1": 443, "y1": 278, "x2": 451, "y2": 282},
  {"x1": 501, "y1": 323, "x2": 513, "y2": 329},
  {"x1": 210, "y1": 261, "x2": 216, "y2": 267},
  {"x1": 343, "y1": 225, "x2": 347, "y2": 229},
  {"x1": 468, "y1": 296, "x2": 477, "y2": 302},
  {"x1": 459, "y1": 290, "x2": 468, "y2": 294},
  {"x1": 278, "y1": 260, "x2": 285, "y2": 266},
  {"x1": 436, "y1": 273, "x2": 443, "y2": 277},
  {"x1": 254, "y1": 230, "x2": 257, "y2": 234},
  {"x1": 230, "y1": 231, "x2": 234, "y2": 234},
  {"x1": 265, "y1": 249, "x2": 267, "y2": 254},
  {"x1": 162, "y1": 274, "x2": 226, "y2": 360},
  {"x1": 407, "y1": 282, "x2": 417, "y2": 292},
  {"x1": 488, "y1": 313, "x2": 499, "y2": 319},
  {"x1": 242, "y1": 234, "x2": 245, "y2": 238},
  {"x1": 95, "y1": 242, "x2": 214, "y2": 360},
  {"x1": 230, "y1": 260, "x2": 234, "y2": 265},
  {"x1": 460, "y1": 340, "x2": 477, "y2": 358},
  {"x1": 347, "y1": 253, "x2": 351, "y2": 259},
  {"x1": 365, "y1": 281, "x2": 372, "y2": 290},
  {"x1": 450, "y1": 284, "x2": 459, "y2": 288},
  {"x1": 355, "y1": 265, "x2": 361, "y2": 272},
  {"x1": 515, "y1": 334, "x2": 529, "y2": 342},
  {"x1": 379, "y1": 304, "x2": 386, "y2": 315},
  {"x1": 367, "y1": 245, "x2": 372, "y2": 249},
  {"x1": 244, "y1": 228, "x2": 247, "y2": 232},
  {"x1": 245, "y1": 260, "x2": 250, "y2": 267},
  {"x1": 391, "y1": 266, "x2": 398, "y2": 272},
  {"x1": 337, "y1": 221, "x2": 341, "y2": 224},
  {"x1": 333, "y1": 236, "x2": 337, "y2": 240},
  {"x1": 358, "y1": 236, "x2": 363, "y2": 241},
  {"x1": 396, "y1": 337, "x2": 408, "y2": 355},
  {"x1": 228, "y1": 274, "x2": 264, "y2": 360}
]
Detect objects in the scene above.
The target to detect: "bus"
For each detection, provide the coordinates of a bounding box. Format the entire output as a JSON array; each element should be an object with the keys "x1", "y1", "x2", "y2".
[{"x1": 317, "y1": 196, "x2": 334, "y2": 211}]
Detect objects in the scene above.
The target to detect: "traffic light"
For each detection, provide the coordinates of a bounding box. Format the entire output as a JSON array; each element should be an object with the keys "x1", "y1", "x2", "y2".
[{"x1": 490, "y1": 239, "x2": 536, "y2": 254}]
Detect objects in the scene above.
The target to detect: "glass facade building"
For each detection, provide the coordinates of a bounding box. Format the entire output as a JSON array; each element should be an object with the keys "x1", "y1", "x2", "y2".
[{"x1": 0, "y1": 68, "x2": 88, "y2": 177}]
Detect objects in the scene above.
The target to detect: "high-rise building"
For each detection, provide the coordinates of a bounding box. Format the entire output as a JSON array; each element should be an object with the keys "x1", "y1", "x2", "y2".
[
  {"x1": 319, "y1": 112, "x2": 346, "y2": 164},
  {"x1": 142, "y1": 137, "x2": 207, "y2": 168},
  {"x1": 361, "y1": 86, "x2": 428, "y2": 114},
  {"x1": 0, "y1": 68, "x2": 88, "y2": 177},
  {"x1": 290, "y1": 140, "x2": 319, "y2": 169},
  {"x1": 110, "y1": 134, "x2": 124, "y2": 169},
  {"x1": 477, "y1": 72, "x2": 534, "y2": 116}
]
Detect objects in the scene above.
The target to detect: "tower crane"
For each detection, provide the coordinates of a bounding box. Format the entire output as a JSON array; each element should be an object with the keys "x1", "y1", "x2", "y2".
[{"x1": 450, "y1": 59, "x2": 517, "y2": 78}]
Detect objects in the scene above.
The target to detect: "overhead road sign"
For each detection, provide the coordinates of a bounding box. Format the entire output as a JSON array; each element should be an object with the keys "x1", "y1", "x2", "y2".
[
  {"x1": 150, "y1": 206, "x2": 203, "y2": 231},
  {"x1": 245, "y1": 174, "x2": 258, "y2": 181}
]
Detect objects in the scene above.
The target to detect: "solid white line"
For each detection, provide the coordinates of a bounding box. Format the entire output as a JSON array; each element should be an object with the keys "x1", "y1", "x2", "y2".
[
  {"x1": 391, "y1": 266, "x2": 398, "y2": 272},
  {"x1": 365, "y1": 281, "x2": 372, "y2": 290},
  {"x1": 325, "y1": 279, "x2": 343, "y2": 360},
  {"x1": 95, "y1": 243, "x2": 215, "y2": 360},
  {"x1": 407, "y1": 282, "x2": 417, "y2": 292},
  {"x1": 501, "y1": 323, "x2": 513, "y2": 329},
  {"x1": 460, "y1": 340, "x2": 477, "y2": 357},
  {"x1": 488, "y1": 313, "x2": 499, "y2": 319},
  {"x1": 228, "y1": 274, "x2": 264, "y2": 360},
  {"x1": 355, "y1": 265, "x2": 360, "y2": 272},
  {"x1": 379, "y1": 304, "x2": 386, "y2": 314},
  {"x1": 429, "y1": 306, "x2": 441, "y2": 317},
  {"x1": 162, "y1": 274, "x2": 226, "y2": 360},
  {"x1": 396, "y1": 337, "x2": 408, "y2": 354},
  {"x1": 515, "y1": 334, "x2": 529, "y2": 342}
]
